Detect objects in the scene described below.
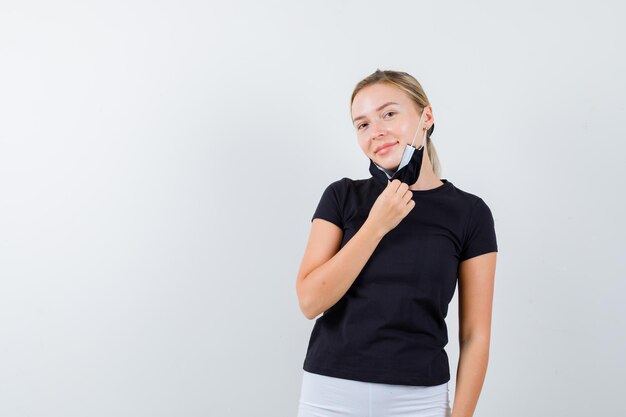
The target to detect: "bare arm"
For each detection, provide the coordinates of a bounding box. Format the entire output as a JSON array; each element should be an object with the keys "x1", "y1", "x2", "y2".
[
  {"x1": 296, "y1": 179, "x2": 414, "y2": 320},
  {"x1": 295, "y1": 218, "x2": 385, "y2": 320},
  {"x1": 451, "y1": 251, "x2": 497, "y2": 417}
]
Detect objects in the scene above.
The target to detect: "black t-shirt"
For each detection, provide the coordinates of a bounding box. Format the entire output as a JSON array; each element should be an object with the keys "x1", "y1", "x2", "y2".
[{"x1": 302, "y1": 162, "x2": 498, "y2": 386}]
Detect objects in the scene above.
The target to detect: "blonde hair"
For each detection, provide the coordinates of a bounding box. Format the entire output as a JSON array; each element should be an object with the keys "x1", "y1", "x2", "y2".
[{"x1": 350, "y1": 69, "x2": 442, "y2": 178}]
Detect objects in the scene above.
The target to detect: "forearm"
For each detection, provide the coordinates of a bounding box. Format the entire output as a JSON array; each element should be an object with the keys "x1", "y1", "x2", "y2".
[
  {"x1": 300, "y1": 220, "x2": 385, "y2": 319},
  {"x1": 451, "y1": 337, "x2": 490, "y2": 417}
]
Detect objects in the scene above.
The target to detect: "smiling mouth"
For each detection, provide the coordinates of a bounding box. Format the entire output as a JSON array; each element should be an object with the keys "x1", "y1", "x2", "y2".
[{"x1": 375, "y1": 141, "x2": 398, "y2": 154}]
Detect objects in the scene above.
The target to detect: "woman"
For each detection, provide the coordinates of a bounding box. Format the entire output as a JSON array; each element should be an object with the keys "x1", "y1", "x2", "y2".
[{"x1": 295, "y1": 69, "x2": 498, "y2": 417}]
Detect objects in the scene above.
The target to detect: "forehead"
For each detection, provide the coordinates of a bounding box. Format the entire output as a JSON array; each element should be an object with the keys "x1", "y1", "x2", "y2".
[{"x1": 351, "y1": 83, "x2": 412, "y2": 116}]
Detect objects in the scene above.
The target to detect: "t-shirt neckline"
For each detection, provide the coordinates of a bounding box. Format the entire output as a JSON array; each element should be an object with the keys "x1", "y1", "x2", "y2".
[
  {"x1": 368, "y1": 158, "x2": 453, "y2": 195},
  {"x1": 369, "y1": 177, "x2": 453, "y2": 196},
  {"x1": 409, "y1": 179, "x2": 451, "y2": 195}
]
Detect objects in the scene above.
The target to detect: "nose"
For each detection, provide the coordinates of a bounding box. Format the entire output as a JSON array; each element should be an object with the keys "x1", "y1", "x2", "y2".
[{"x1": 369, "y1": 119, "x2": 387, "y2": 141}]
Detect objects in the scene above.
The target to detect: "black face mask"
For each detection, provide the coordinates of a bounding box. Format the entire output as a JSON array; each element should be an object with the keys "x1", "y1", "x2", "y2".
[
  {"x1": 368, "y1": 110, "x2": 430, "y2": 186},
  {"x1": 368, "y1": 144, "x2": 424, "y2": 186}
]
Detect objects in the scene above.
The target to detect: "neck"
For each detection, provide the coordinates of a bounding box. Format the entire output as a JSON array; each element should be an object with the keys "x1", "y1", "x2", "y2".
[{"x1": 408, "y1": 153, "x2": 443, "y2": 191}]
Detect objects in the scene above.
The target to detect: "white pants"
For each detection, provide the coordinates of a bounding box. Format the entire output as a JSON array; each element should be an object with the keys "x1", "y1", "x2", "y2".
[{"x1": 297, "y1": 370, "x2": 452, "y2": 417}]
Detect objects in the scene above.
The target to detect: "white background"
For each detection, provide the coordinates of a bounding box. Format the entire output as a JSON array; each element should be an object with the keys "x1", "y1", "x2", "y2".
[{"x1": 1, "y1": 1, "x2": 625, "y2": 416}]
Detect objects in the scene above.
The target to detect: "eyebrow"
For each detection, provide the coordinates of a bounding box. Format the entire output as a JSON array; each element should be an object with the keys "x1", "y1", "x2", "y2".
[{"x1": 352, "y1": 101, "x2": 399, "y2": 124}]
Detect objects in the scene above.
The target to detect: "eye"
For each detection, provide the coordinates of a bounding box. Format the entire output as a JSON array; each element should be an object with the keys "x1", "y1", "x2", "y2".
[
  {"x1": 357, "y1": 122, "x2": 368, "y2": 130},
  {"x1": 384, "y1": 111, "x2": 395, "y2": 118}
]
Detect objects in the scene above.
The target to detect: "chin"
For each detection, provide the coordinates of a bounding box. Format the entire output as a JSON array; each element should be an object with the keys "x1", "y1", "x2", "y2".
[
  {"x1": 375, "y1": 158, "x2": 400, "y2": 172},
  {"x1": 373, "y1": 152, "x2": 401, "y2": 168}
]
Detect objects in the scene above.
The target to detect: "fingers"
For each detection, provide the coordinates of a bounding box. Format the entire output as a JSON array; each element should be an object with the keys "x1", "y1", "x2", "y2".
[
  {"x1": 387, "y1": 179, "x2": 407, "y2": 193},
  {"x1": 403, "y1": 188, "x2": 413, "y2": 204},
  {"x1": 388, "y1": 179, "x2": 411, "y2": 198},
  {"x1": 405, "y1": 199, "x2": 416, "y2": 213},
  {"x1": 387, "y1": 179, "x2": 399, "y2": 191}
]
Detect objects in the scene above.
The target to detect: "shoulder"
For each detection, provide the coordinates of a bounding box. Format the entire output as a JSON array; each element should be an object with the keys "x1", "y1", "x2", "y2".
[
  {"x1": 448, "y1": 181, "x2": 498, "y2": 260},
  {"x1": 319, "y1": 176, "x2": 368, "y2": 194},
  {"x1": 446, "y1": 180, "x2": 493, "y2": 212},
  {"x1": 327, "y1": 177, "x2": 352, "y2": 189}
]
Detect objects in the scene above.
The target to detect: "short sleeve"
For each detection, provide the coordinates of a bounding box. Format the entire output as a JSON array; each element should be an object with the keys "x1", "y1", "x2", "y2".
[
  {"x1": 460, "y1": 198, "x2": 498, "y2": 261},
  {"x1": 311, "y1": 180, "x2": 344, "y2": 229}
]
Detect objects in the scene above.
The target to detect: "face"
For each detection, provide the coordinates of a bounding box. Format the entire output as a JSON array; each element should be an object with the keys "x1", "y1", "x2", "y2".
[{"x1": 351, "y1": 83, "x2": 433, "y2": 170}]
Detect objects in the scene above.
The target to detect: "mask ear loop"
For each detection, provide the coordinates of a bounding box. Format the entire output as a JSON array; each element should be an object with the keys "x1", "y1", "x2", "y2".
[{"x1": 410, "y1": 108, "x2": 428, "y2": 150}]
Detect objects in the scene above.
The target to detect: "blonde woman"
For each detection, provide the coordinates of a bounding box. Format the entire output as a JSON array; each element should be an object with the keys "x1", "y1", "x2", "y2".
[{"x1": 295, "y1": 70, "x2": 498, "y2": 417}]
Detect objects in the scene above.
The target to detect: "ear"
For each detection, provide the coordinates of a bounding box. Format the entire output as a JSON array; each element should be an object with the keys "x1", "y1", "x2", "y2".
[{"x1": 424, "y1": 105, "x2": 434, "y2": 129}]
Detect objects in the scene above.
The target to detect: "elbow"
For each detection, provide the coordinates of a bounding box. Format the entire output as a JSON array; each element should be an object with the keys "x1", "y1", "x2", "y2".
[
  {"x1": 296, "y1": 281, "x2": 319, "y2": 320},
  {"x1": 459, "y1": 332, "x2": 491, "y2": 348},
  {"x1": 299, "y1": 295, "x2": 320, "y2": 320},
  {"x1": 302, "y1": 308, "x2": 317, "y2": 321}
]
